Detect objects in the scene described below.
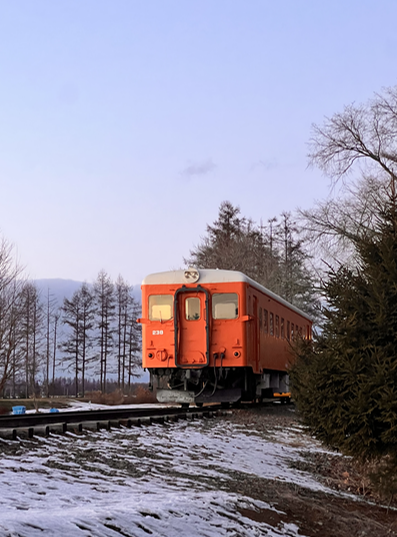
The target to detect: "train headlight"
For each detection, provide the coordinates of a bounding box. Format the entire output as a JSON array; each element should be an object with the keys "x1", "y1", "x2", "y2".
[
  {"x1": 234, "y1": 351, "x2": 241, "y2": 357},
  {"x1": 148, "y1": 353, "x2": 153, "y2": 358}
]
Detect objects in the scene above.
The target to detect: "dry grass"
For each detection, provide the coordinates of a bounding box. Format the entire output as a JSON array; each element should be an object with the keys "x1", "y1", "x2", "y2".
[{"x1": 84, "y1": 385, "x2": 157, "y2": 405}]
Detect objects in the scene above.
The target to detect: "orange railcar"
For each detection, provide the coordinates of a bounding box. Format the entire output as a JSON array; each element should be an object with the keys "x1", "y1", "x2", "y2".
[{"x1": 138, "y1": 268, "x2": 312, "y2": 405}]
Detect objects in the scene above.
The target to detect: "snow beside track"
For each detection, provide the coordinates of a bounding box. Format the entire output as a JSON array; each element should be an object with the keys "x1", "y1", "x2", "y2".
[{"x1": 0, "y1": 410, "x2": 341, "y2": 536}]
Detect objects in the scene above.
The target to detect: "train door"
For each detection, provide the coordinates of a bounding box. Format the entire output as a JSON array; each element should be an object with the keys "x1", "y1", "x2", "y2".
[
  {"x1": 174, "y1": 287, "x2": 209, "y2": 368},
  {"x1": 253, "y1": 295, "x2": 259, "y2": 371},
  {"x1": 247, "y1": 294, "x2": 259, "y2": 371}
]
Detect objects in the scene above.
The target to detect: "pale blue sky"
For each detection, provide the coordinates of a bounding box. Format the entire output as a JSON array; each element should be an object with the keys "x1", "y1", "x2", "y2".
[{"x1": 1, "y1": 0, "x2": 396, "y2": 284}]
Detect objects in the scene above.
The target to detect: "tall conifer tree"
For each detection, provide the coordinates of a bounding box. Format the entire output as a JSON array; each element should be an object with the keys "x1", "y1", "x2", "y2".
[{"x1": 291, "y1": 199, "x2": 397, "y2": 487}]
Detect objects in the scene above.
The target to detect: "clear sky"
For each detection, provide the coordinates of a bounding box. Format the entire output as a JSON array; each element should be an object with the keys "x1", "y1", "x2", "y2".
[{"x1": 1, "y1": 0, "x2": 396, "y2": 285}]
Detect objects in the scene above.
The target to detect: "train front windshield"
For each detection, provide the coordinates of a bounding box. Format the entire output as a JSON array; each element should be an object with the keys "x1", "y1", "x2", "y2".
[
  {"x1": 212, "y1": 293, "x2": 238, "y2": 319},
  {"x1": 149, "y1": 295, "x2": 173, "y2": 321}
]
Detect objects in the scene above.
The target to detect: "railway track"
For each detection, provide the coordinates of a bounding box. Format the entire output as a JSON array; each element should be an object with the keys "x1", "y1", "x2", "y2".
[{"x1": 0, "y1": 404, "x2": 222, "y2": 440}]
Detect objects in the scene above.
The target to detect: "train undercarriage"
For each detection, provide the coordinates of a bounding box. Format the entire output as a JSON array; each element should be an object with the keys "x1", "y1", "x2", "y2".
[{"x1": 148, "y1": 367, "x2": 290, "y2": 405}]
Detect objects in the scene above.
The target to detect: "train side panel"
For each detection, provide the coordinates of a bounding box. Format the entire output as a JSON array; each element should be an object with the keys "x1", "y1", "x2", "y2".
[{"x1": 246, "y1": 283, "x2": 312, "y2": 374}]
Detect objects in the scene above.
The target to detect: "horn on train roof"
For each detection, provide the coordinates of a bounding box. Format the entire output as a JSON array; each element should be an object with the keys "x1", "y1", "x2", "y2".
[{"x1": 184, "y1": 267, "x2": 200, "y2": 283}]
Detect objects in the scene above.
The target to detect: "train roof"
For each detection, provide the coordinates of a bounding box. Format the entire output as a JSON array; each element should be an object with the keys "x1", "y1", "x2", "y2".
[{"x1": 142, "y1": 268, "x2": 312, "y2": 321}]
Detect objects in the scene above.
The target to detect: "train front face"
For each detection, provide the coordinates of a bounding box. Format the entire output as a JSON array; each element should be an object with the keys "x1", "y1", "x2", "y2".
[{"x1": 140, "y1": 269, "x2": 247, "y2": 405}]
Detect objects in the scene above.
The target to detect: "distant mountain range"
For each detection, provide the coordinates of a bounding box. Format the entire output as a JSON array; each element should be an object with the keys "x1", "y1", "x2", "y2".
[{"x1": 34, "y1": 279, "x2": 142, "y2": 307}]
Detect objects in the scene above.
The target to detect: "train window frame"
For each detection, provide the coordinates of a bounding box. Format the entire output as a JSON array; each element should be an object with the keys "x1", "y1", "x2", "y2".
[
  {"x1": 263, "y1": 309, "x2": 268, "y2": 334},
  {"x1": 212, "y1": 293, "x2": 239, "y2": 320},
  {"x1": 148, "y1": 294, "x2": 173, "y2": 321},
  {"x1": 269, "y1": 312, "x2": 274, "y2": 336},
  {"x1": 281, "y1": 318, "x2": 285, "y2": 339},
  {"x1": 185, "y1": 297, "x2": 201, "y2": 321},
  {"x1": 287, "y1": 320, "x2": 290, "y2": 341},
  {"x1": 275, "y1": 315, "x2": 280, "y2": 338},
  {"x1": 259, "y1": 307, "x2": 263, "y2": 330}
]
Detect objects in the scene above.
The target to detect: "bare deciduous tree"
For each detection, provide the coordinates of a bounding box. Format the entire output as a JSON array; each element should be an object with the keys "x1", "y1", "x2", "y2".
[
  {"x1": 309, "y1": 87, "x2": 397, "y2": 193},
  {"x1": 126, "y1": 299, "x2": 141, "y2": 393},
  {"x1": 0, "y1": 239, "x2": 25, "y2": 393},
  {"x1": 303, "y1": 86, "x2": 397, "y2": 271},
  {"x1": 44, "y1": 288, "x2": 59, "y2": 397},
  {"x1": 61, "y1": 283, "x2": 95, "y2": 397},
  {"x1": 20, "y1": 282, "x2": 44, "y2": 398},
  {"x1": 300, "y1": 177, "x2": 388, "y2": 269},
  {"x1": 115, "y1": 275, "x2": 132, "y2": 391},
  {"x1": 94, "y1": 270, "x2": 115, "y2": 392}
]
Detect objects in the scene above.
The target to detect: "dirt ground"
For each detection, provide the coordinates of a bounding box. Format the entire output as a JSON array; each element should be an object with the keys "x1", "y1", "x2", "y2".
[{"x1": 227, "y1": 404, "x2": 397, "y2": 537}]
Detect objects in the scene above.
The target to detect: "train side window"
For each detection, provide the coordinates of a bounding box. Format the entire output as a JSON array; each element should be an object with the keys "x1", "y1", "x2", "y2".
[
  {"x1": 263, "y1": 309, "x2": 268, "y2": 333},
  {"x1": 306, "y1": 325, "x2": 311, "y2": 340},
  {"x1": 281, "y1": 318, "x2": 285, "y2": 339},
  {"x1": 149, "y1": 295, "x2": 173, "y2": 321},
  {"x1": 287, "y1": 320, "x2": 290, "y2": 341},
  {"x1": 259, "y1": 307, "x2": 263, "y2": 330},
  {"x1": 275, "y1": 315, "x2": 279, "y2": 338},
  {"x1": 291, "y1": 323, "x2": 294, "y2": 340},
  {"x1": 185, "y1": 297, "x2": 200, "y2": 320},
  {"x1": 212, "y1": 293, "x2": 238, "y2": 319},
  {"x1": 270, "y1": 313, "x2": 274, "y2": 336}
]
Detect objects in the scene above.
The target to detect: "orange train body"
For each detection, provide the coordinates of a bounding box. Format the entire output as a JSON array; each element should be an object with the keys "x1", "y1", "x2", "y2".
[{"x1": 138, "y1": 268, "x2": 312, "y2": 404}]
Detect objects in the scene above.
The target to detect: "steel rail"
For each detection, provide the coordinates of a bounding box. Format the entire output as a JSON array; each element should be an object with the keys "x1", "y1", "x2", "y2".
[{"x1": 0, "y1": 404, "x2": 221, "y2": 434}]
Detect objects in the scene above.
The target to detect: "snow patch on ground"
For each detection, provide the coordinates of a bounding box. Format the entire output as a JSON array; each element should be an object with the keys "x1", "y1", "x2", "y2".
[
  {"x1": 24, "y1": 401, "x2": 171, "y2": 414},
  {"x1": 0, "y1": 414, "x2": 343, "y2": 536}
]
